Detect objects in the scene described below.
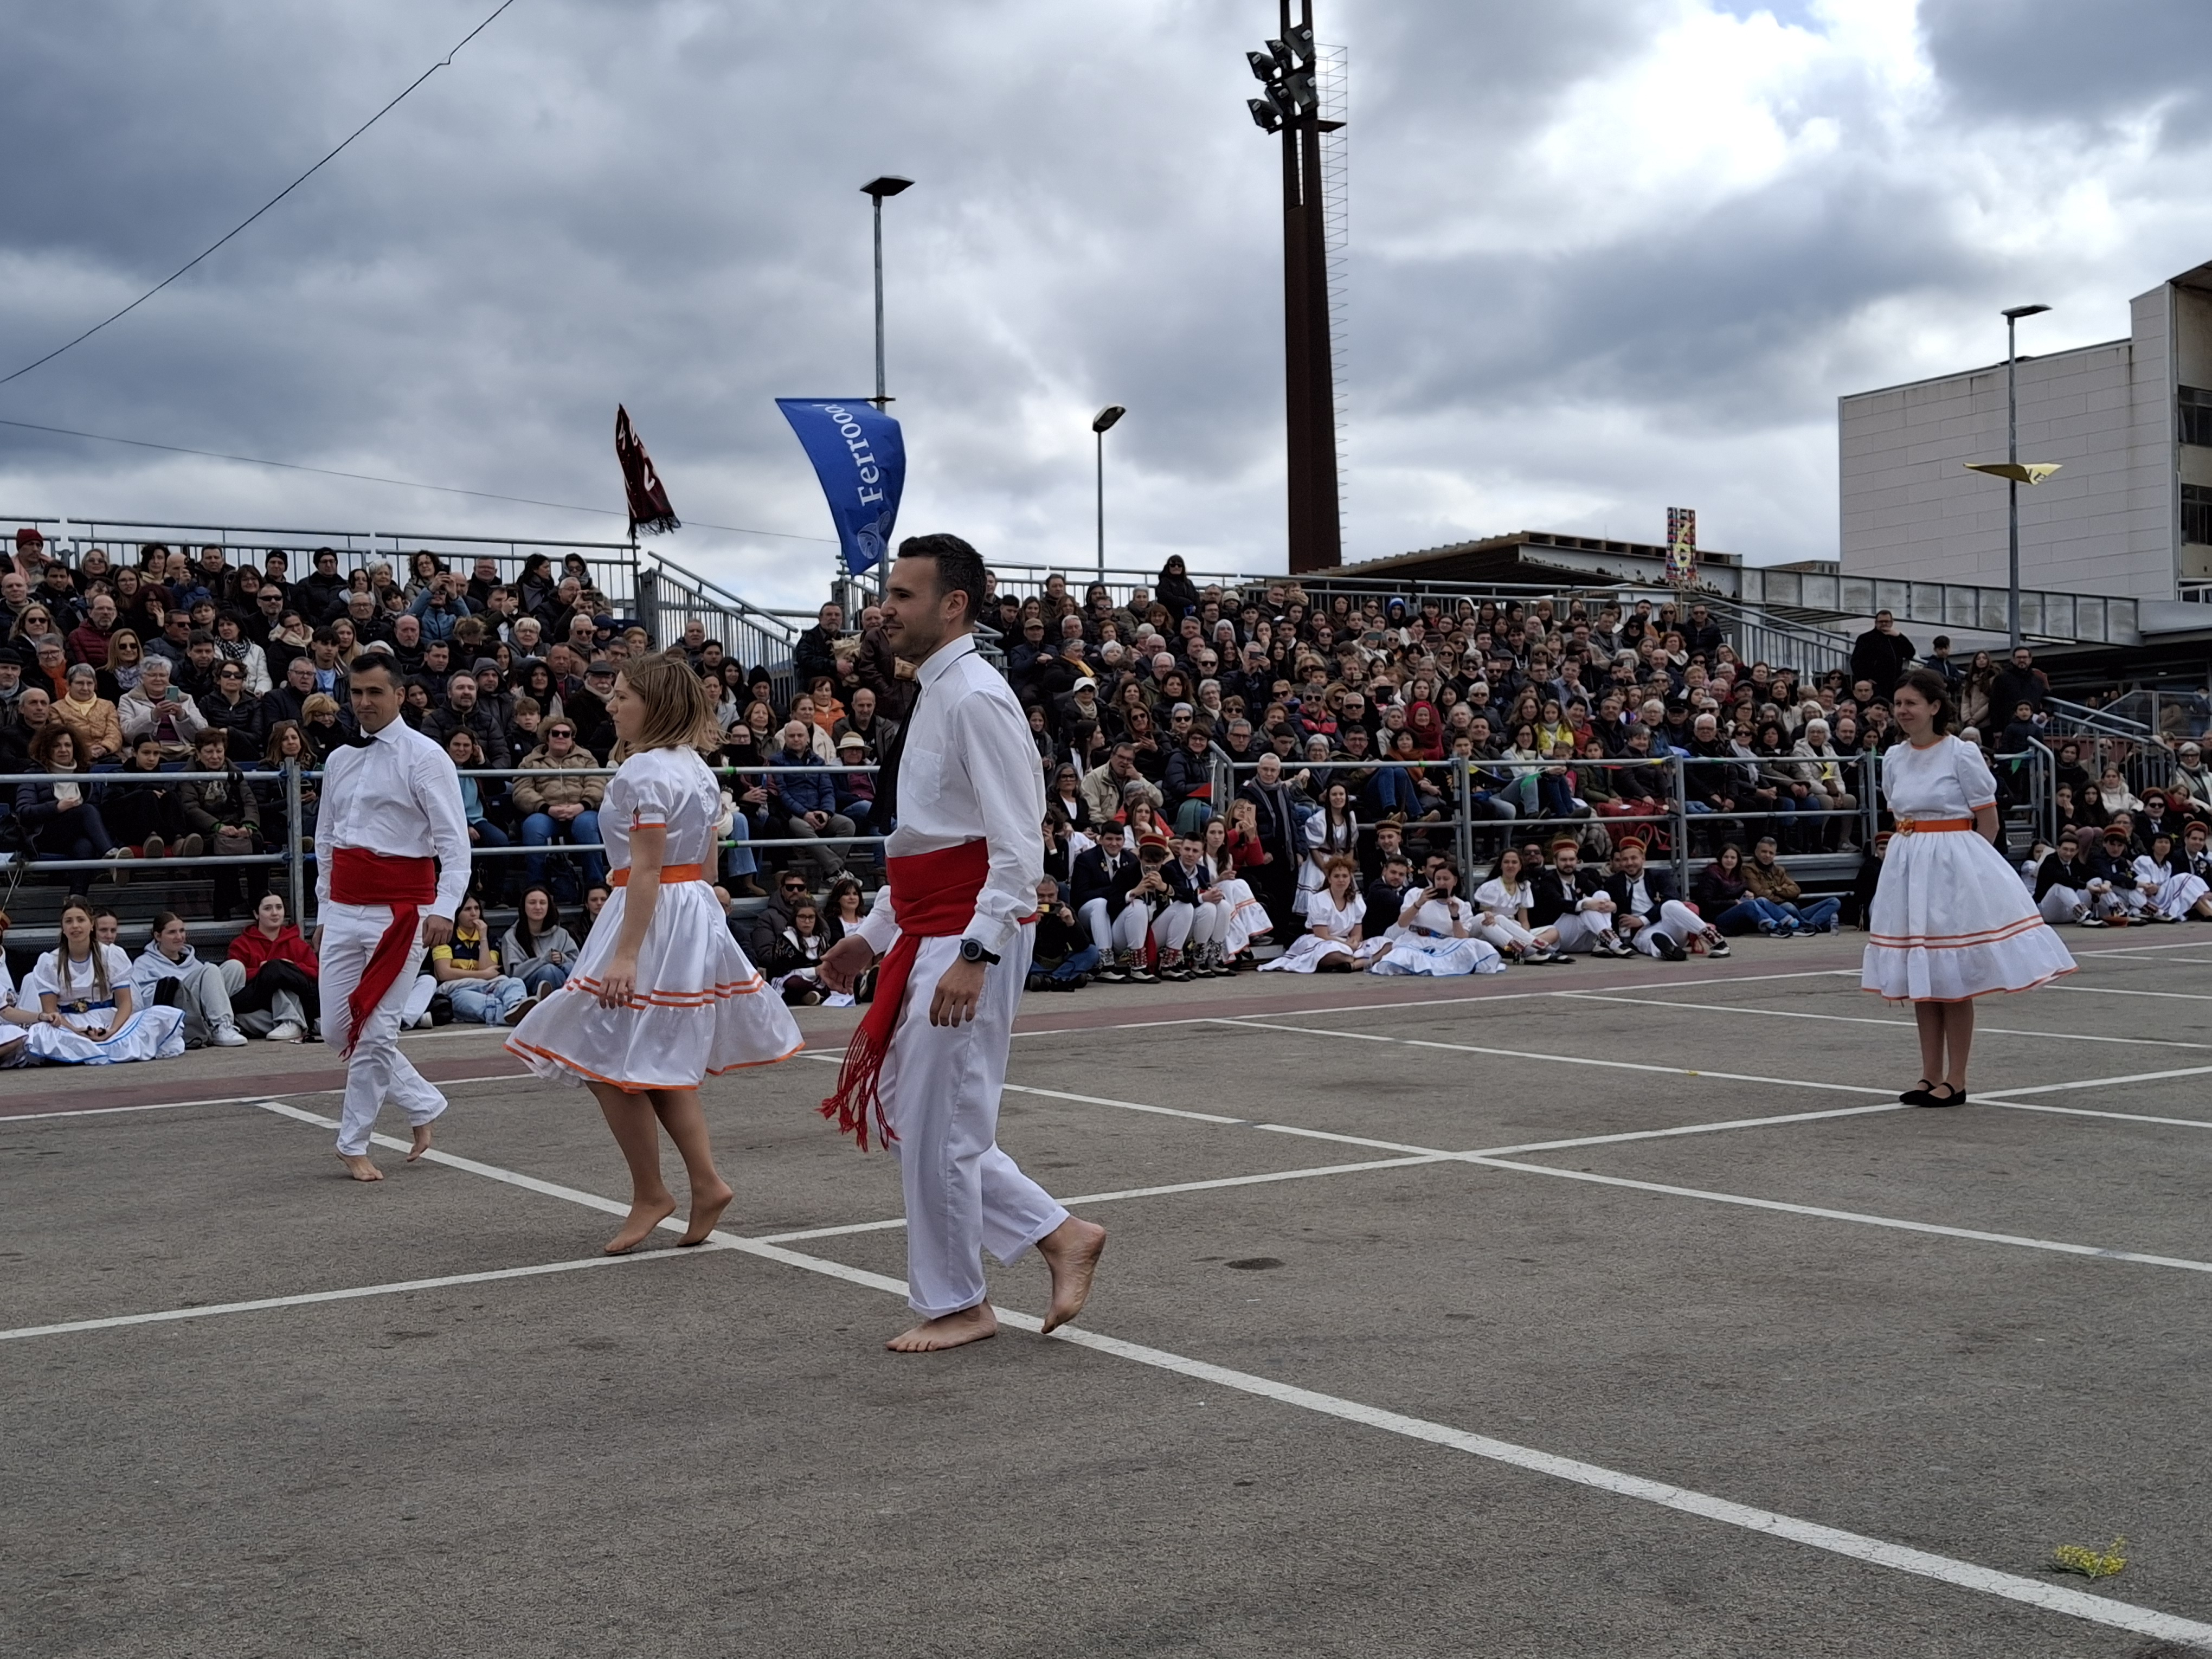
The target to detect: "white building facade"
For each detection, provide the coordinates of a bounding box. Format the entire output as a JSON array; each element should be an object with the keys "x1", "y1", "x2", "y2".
[{"x1": 1840, "y1": 262, "x2": 2212, "y2": 603}]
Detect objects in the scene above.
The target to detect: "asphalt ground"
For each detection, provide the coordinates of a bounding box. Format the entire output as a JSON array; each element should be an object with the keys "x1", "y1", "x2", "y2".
[{"x1": 7, "y1": 931, "x2": 2212, "y2": 1657}]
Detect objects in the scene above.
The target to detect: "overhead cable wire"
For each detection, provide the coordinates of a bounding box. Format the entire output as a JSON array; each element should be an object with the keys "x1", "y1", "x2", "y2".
[
  {"x1": 0, "y1": 0, "x2": 522, "y2": 389},
  {"x1": 0, "y1": 415, "x2": 837, "y2": 543}
]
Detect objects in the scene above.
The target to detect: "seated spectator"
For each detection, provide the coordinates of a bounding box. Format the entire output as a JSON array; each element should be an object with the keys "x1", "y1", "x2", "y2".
[
  {"x1": 578, "y1": 881, "x2": 611, "y2": 944},
  {"x1": 1156, "y1": 832, "x2": 1230, "y2": 980},
  {"x1": 1469, "y1": 846, "x2": 1567, "y2": 963},
  {"x1": 179, "y1": 728, "x2": 262, "y2": 921},
  {"x1": 2034, "y1": 828, "x2": 2100, "y2": 926},
  {"x1": 19, "y1": 895, "x2": 186, "y2": 1063},
  {"x1": 55, "y1": 663, "x2": 124, "y2": 766},
  {"x1": 1742, "y1": 835, "x2": 1841, "y2": 934},
  {"x1": 443, "y1": 729, "x2": 513, "y2": 898},
  {"x1": 430, "y1": 893, "x2": 530, "y2": 1024},
  {"x1": 2084, "y1": 825, "x2": 2143, "y2": 921},
  {"x1": 20, "y1": 726, "x2": 119, "y2": 867},
  {"x1": 226, "y1": 892, "x2": 320, "y2": 1040},
  {"x1": 199, "y1": 655, "x2": 266, "y2": 757},
  {"x1": 1367, "y1": 858, "x2": 1503, "y2": 976},
  {"x1": 1198, "y1": 814, "x2": 1269, "y2": 964},
  {"x1": 1027, "y1": 876, "x2": 1102, "y2": 992},
  {"x1": 512, "y1": 718, "x2": 607, "y2": 895},
  {"x1": 101, "y1": 735, "x2": 187, "y2": 858},
  {"x1": 832, "y1": 729, "x2": 879, "y2": 836},
  {"x1": 769, "y1": 718, "x2": 854, "y2": 882},
  {"x1": 1604, "y1": 833, "x2": 1728, "y2": 961},
  {"x1": 500, "y1": 885, "x2": 583, "y2": 998},
  {"x1": 254, "y1": 720, "x2": 320, "y2": 852},
  {"x1": 1530, "y1": 836, "x2": 1629, "y2": 958},
  {"x1": 1073, "y1": 821, "x2": 1150, "y2": 983},
  {"x1": 2134, "y1": 831, "x2": 2212, "y2": 922},
  {"x1": 132, "y1": 910, "x2": 249, "y2": 1046},
  {"x1": 118, "y1": 655, "x2": 207, "y2": 763},
  {"x1": 745, "y1": 869, "x2": 812, "y2": 972},
  {"x1": 1262, "y1": 856, "x2": 1384, "y2": 972}
]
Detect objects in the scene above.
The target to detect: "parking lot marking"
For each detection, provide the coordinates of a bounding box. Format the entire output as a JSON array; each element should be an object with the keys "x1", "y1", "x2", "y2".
[
  {"x1": 4, "y1": 1071, "x2": 533, "y2": 1123},
  {"x1": 1982, "y1": 1063, "x2": 2212, "y2": 1097},
  {"x1": 2052, "y1": 983, "x2": 2212, "y2": 1002},
  {"x1": 1557, "y1": 991, "x2": 2212, "y2": 1050},
  {"x1": 167, "y1": 1092, "x2": 2212, "y2": 1652}
]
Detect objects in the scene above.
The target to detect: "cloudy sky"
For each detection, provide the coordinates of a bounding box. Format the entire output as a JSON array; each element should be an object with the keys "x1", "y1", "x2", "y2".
[{"x1": 5, "y1": 0, "x2": 2211, "y2": 607}]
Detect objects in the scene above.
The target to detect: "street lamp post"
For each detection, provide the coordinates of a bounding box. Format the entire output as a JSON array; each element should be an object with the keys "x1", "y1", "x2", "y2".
[
  {"x1": 2002, "y1": 303, "x2": 2050, "y2": 650},
  {"x1": 860, "y1": 176, "x2": 912, "y2": 413},
  {"x1": 1092, "y1": 404, "x2": 1126, "y2": 583}
]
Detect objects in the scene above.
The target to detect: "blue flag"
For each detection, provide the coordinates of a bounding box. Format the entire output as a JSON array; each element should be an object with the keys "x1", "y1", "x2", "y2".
[{"x1": 776, "y1": 398, "x2": 905, "y2": 574}]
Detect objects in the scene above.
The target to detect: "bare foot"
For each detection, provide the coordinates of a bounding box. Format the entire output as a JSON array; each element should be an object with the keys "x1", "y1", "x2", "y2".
[
  {"x1": 337, "y1": 1152, "x2": 383, "y2": 1182},
  {"x1": 1037, "y1": 1216, "x2": 1107, "y2": 1334},
  {"x1": 678, "y1": 1179, "x2": 734, "y2": 1247},
  {"x1": 887, "y1": 1303, "x2": 998, "y2": 1352},
  {"x1": 605, "y1": 1194, "x2": 678, "y2": 1255},
  {"x1": 406, "y1": 1123, "x2": 435, "y2": 1163}
]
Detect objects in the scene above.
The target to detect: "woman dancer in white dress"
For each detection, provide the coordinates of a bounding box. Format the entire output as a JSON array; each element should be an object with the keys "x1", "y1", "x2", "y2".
[
  {"x1": 507, "y1": 655, "x2": 803, "y2": 1252},
  {"x1": 1200, "y1": 814, "x2": 1270, "y2": 961},
  {"x1": 1863, "y1": 670, "x2": 2075, "y2": 1107},
  {"x1": 1295, "y1": 782, "x2": 1358, "y2": 917},
  {"x1": 20, "y1": 896, "x2": 187, "y2": 1064},
  {"x1": 2133, "y1": 831, "x2": 2212, "y2": 922},
  {"x1": 1368, "y1": 859, "x2": 1504, "y2": 977},
  {"x1": 1469, "y1": 846, "x2": 1569, "y2": 964},
  {"x1": 1262, "y1": 856, "x2": 1385, "y2": 972}
]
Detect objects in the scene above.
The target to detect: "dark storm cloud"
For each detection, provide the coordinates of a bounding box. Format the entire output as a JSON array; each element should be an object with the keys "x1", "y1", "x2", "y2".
[
  {"x1": 1920, "y1": 0, "x2": 2212, "y2": 127},
  {"x1": 3, "y1": 1, "x2": 2210, "y2": 593}
]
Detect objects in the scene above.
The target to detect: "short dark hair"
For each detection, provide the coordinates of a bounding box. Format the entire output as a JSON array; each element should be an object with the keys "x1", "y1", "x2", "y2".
[
  {"x1": 349, "y1": 650, "x2": 400, "y2": 688},
  {"x1": 897, "y1": 533, "x2": 987, "y2": 627}
]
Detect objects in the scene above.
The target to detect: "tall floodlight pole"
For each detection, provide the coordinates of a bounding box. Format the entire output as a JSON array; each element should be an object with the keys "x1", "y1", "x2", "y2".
[
  {"x1": 2002, "y1": 303, "x2": 2049, "y2": 650},
  {"x1": 1245, "y1": 3, "x2": 1343, "y2": 575},
  {"x1": 1092, "y1": 404, "x2": 1127, "y2": 582}
]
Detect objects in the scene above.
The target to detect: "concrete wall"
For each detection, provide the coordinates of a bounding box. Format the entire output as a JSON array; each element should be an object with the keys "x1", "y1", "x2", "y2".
[{"x1": 1840, "y1": 284, "x2": 2179, "y2": 600}]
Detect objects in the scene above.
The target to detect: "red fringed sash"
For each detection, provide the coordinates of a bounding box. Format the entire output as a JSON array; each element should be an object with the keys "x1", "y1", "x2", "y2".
[
  {"x1": 330, "y1": 848, "x2": 436, "y2": 1058},
  {"x1": 820, "y1": 839, "x2": 991, "y2": 1152}
]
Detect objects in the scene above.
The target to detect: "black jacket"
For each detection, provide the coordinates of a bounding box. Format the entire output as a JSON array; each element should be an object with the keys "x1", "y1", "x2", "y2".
[
  {"x1": 1071, "y1": 846, "x2": 1139, "y2": 917},
  {"x1": 1529, "y1": 866, "x2": 1608, "y2": 927},
  {"x1": 2034, "y1": 853, "x2": 2093, "y2": 902},
  {"x1": 1602, "y1": 865, "x2": 1682, "y2": 920}
]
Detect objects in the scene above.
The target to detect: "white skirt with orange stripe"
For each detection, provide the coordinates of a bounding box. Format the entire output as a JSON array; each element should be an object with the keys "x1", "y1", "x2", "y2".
[
  {"x1": 1862, "y1": 829, "x2": 2077, "y2": 1002},
  {"x1": 505, "y1": 881, "x2": 803, "y2": 1091}
]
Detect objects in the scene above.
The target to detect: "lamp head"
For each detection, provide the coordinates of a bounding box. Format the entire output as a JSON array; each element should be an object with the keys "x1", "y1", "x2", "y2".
[
  {"x1": 2002, "y1": 303, "x2": 2051, "y2": 321},
  {"x1": 861, "y1": 176, "x2": 913, "y2": 200},
  {"x1": 1092, "y1": 405, "x2": 1127, "y2": 435},
  {"x1": 1248, "y1": 97, "x2": 1284, "y2": 133}
]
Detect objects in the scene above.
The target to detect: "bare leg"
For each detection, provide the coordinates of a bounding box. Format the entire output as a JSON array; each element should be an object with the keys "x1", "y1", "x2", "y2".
[
  {"x1": 589, "y1": 1081, "x2": 676, "y2": 1253},
  {"x1": 888, "y1": 1303, "x2": 999, "y2": 1353},
  {"x1": 336, "y1": 1152, "x2": 383, "y2": 1182},
  {"x1": 648, "y1": 1087, "x2": 734, "y2": 1246},
  {"x1": 1941, "y1": 1000, "x2": 1975, "y2": 1090},
  {"x1": 1913, "y1": 1002, "x2": 1945, "y2": 1088},
  {"x1": 1037, "y1": 1215, "x2": 1108, "y2": 1333}
]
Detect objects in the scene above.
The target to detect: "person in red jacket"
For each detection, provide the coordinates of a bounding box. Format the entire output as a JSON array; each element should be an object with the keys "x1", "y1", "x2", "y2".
[{"x1": 226, "y1": 893, "x2": 321, "y2": 1041}]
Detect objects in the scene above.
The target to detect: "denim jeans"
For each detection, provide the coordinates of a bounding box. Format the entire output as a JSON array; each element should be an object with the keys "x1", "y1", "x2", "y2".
[
  {"x1": 721, "y1": 812, "x2": 756, "y2": 878},
  {"x1": 1714, "y1": 896, "x2": 1794, "y2": 935},
  {"x1": 522, "y1": 809, "x2": 603, "y2": 888},
  {"x1": 448, "y1": 975, "x2": 527, "y2": 1024},
  {"x1": 519, "y1": 960, "x2": 569, "y2": 995}
]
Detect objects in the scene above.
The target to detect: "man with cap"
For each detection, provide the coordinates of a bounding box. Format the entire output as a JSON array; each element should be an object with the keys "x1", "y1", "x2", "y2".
[
  {"x1": 564, "y1": 657, "x2": 618, "y2": 757},
  {"x1": 1530, "y1": 836, "x2": 1630, "y2": 957},
  {"x1": 833, "y1": 728, "x2": 879, "y2": 833},
  {"x1": 1602, "y1": 832, "x2": 1727, "y2": 960},
  {"x1": 0, "y1": 645, "x2": 24, "y2": 711},
  {"x1": 11, "y1": 526, "x2": 48, "y2": 583},
  {"x1": 2169, "y1": 740, "x2": 2212, "y2": 821},
  {"x1": 818, "y1": 532, "x2": 1106, "y2": 1352},
  {"x1": 2084, "y1": 824, "x2": 2143, "y2": 922},
  {"x1": 2033, "y1": 829, "x2": 2100, "y2": 926}
]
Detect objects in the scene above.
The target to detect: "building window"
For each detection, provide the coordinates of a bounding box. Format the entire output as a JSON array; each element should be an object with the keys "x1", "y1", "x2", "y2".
[
  {"x1": 2182, "y1": 386, "x2": 2212, "y2": 448},
  {"x1": 2185, "y1": 485, "x2": 2212, "y2": 547}
]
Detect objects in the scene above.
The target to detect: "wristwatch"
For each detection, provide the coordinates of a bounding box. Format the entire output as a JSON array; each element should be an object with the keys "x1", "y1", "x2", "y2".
[{"x1": 958, "y1": 938, "x2": 1000, "y2": 966}]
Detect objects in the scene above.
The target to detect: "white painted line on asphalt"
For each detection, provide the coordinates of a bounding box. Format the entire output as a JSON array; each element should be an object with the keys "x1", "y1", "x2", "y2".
[
  {"x1": 1991, "y1": 1101, "x2": 2212, "y2": 1131},
  {"x1": 1216, "y1": 1016, "x2": 1899, "y2": 1097},
  {"x1": 0, "y1": 1245, "x2": 718, "y2": 1343},
  {"x1": 2050, "y1": 984, "x2": 2212, "y2": 1002},
  {"x1": 2069, "y1": 951, "x2": 2212, "y2": 967},
  {"x1": 1555, "y1": 991, "x2": 2212, "y2": 1050},
  {"x1": 1979, "y1": 1064, "x2": 2212, "y2": 1098},
  {"x1": 166, "y1": 1096, "x2": 2212, "y2": 1652},
  {"x1": 2073, "y1": 937, "x2": 2212, "y2": 956},
  {"x1": 1465, "y1": 1154, "x2": 2212, "y2": 1275},
  {"x1": 756, "y1": 1154, "x2": 1457, "y2": 1244},
  {"x1": 795, "y1": 1049, "x2": 1248, "y2": 1124},
  {"x1": 3, "y1": 1072, "x2": 533, "y2": 1124}
]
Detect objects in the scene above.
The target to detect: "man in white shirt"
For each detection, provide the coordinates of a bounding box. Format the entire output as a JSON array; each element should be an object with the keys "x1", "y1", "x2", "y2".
[
  {"x1": 313, "y1": 648, "x2": 471, "y2": 1180},
  {"x1": 820, "y1": 535, "x2": 1107, "y2": 1352}
]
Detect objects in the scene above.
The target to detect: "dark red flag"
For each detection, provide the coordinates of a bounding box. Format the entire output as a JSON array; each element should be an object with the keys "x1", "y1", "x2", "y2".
[{"x1": 614, "y1": 404, "x2": 679, "y2": 537}]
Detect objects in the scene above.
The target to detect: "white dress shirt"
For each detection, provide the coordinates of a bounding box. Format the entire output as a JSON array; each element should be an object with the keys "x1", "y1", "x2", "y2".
[
  {"x1": 314, "y1": 717, "x2": 472, "y2": 921},
  {"x1": 856, "y1": 633, "x2": 1044, "y2": 959}
]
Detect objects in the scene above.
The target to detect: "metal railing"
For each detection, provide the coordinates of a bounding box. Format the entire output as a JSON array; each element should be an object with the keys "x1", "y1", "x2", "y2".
[{"x1": 1737, "y1": 567, "x2": 2143, "y2": 647}]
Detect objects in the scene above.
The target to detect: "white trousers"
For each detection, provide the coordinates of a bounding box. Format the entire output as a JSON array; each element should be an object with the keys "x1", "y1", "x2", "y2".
[
  {"x1": 1553, "y1": 909, "x2": 1616, "y2": 952},
  {"x1": 2038, "y1": 885, "x2": 2085, "y2": 924},
  {"x1": 878, "y1": 928, "x2": 1067, "y2": 1317},
  {"x1": 1079, "y1": 898, "x2": 1149, "y2": 955},
  {"x1": 1474, "y1": 915, "x2": 1539, "y2": 954},
  {"x1": 1158, "y1": 900, "x2": 1226, "y2": 950},
  {"x1": 1629, "y1": 899, "x2": 1705, "y2": 956},
  {"x1": 319, "y1": 902, "x2": 447, "y2": 1157}
]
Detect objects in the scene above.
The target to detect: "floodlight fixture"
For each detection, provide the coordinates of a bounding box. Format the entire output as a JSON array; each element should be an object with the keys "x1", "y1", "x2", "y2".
[
  {"x1": 1285, "y1": 23, "x2": 1316, "y2": 63},
  {"x1": 2002, "y1": 303, "x2": 2052, "y2": 321},
  {"x1": 1246, "y1": 49, "x2": 1279, "y2": 81},
  {"x1": 1248, "y1": 96, "x2": 1284, "y2": 132},
  {"x1": 860, "y1": 175, "x2": 912, "y2": 201}
]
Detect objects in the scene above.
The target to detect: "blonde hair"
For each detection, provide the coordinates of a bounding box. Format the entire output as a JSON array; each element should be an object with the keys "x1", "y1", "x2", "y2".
[{"x1": 611, "y1": 653, "x2": 719, "y2": 760}]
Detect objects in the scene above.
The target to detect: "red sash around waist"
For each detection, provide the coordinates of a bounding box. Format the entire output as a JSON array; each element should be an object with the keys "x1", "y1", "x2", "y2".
[
  {"x1": 820, "y1": 839, "x2": 994, "y2": 1152},
  {"x1": 330, "y1": 848, "x2": 436, "y2": 1057}
]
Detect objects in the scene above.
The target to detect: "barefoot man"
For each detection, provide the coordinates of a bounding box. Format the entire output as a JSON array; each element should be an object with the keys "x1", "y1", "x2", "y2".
[
  {"x1": 314, "y1": 646, "x2": 471, "y2": 1180},
  {"x1": 819, "y1": 533, "x2": 1107, "y2": 1352}
]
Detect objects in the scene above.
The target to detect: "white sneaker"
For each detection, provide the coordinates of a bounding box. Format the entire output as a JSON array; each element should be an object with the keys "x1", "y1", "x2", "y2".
[
  {"x1": 266, "y1": 1020, "x2": 306, "y2": 1043},
  {"x1": 210, "y1": 1024, "x2": 249, "y2": 1047},
  {"x1": 411, "y1": 1011, "x2": 435, "y2": 1030}
]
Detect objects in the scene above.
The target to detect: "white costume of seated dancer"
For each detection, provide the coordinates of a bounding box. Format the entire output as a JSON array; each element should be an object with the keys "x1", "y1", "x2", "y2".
[
  {"x1": 835, "y1": 634, "x2": 1069, "y2": 1321},
  {"x1": 1260, "y1": 890, "x2": 1386, "y2": 971},
  {"x1": 1616, "y1": 871, "x2": 1705, "y2": 956},
  {"x1": 2136, "y1": 854, "x2": 2210, "y2": 920},
  {"x1": 1081, "y1": 896, "x2": 1150, "y2": 957},
  {"x1": 16, "y1": 946, "x2": 186, "y2": 1064},
  {"x1": 316, "y1": 716, "x2": 471, "y2": 1159},
  {"x1": 1469, "y1": 877, "x2": 1544, "y2": 956},
  {"x1": 1367, "y1": 896, "x2": 1504, "y2": 976}
]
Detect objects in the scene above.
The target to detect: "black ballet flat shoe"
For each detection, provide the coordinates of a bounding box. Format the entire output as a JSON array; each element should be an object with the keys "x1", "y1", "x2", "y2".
[
  {"x1": 1899, "y1": 1080, "x2": 1936, "y2": 1105},
  {"x1": 1917, "y1": 1083, "x2": 1968, "y2": 1108}
]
